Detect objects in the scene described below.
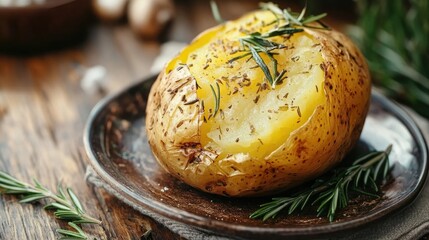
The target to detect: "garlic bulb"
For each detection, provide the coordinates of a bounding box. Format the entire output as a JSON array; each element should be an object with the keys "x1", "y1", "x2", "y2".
[{"x1": 128, "y1": 0, "x2": 175, "y2": 39}]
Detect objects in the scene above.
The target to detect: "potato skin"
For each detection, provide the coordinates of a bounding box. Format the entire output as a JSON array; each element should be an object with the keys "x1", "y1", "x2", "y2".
[
  {"x1": 146, "y1": 17, "x2": 370, "y2": 197},
  {"x1": 260, "y1": 29, "x2": 371, "y2": 194}
]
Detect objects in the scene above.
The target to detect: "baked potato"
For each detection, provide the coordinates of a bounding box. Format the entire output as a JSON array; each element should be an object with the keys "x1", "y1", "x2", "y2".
[{"x1": 146, "y1": 5, "x2": 371, "y2": 197}]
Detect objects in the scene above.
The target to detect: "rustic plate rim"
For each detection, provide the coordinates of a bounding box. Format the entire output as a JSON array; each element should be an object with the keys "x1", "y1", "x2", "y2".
[{"x1": 83, "y1": 76, "x2": 428, "y2": 238}]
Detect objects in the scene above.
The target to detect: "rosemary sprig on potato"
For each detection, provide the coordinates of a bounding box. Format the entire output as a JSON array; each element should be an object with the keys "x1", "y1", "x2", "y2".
[
  {"x1": 0, "y1": 171, "x2": 100, "y2": 239},
  {"x1": 229, "y1": 3, "x2": 329, "y2": 89},
  {"x1": 251, "y1": 145, "x2": 392, "y2": 222}
]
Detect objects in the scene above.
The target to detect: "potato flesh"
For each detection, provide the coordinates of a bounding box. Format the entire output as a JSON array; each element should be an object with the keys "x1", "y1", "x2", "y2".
[{"x1": 168, "y1": 11, "x2": 326, "y2": 159}]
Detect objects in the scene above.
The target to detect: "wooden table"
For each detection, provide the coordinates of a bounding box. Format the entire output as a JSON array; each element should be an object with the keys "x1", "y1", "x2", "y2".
[{"x1": 1, "y1": 1, "x2": 427, "y2": 239}]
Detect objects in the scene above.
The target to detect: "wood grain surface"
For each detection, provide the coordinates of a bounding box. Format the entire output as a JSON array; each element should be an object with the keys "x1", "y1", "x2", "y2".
[
  {"x1": 0, "y1": 22, "x2": 179, "y2": 240},
  {"x1": 0, "y1": 1, "x2": 427, "y2": 240}
]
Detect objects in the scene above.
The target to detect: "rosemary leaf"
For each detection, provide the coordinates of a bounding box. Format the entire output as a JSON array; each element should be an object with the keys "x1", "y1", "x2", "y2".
[
  {"x1": 19, "y1": 193, "x2": 47, "y2": 203},
  {"x1": 56, "y1": 230, "x2": 86, "y2": 240},
  {"x1": 54, "y1": 210, "x2": 82, "y2": 220},
  {"x1": 274, "y1": 69, "x2": 287, "y2": 86},
  {"x1": 69, "y1": 222, "x2": 86, "y2": 236},
  {"x1": 228, "y1": 52, "x2": 252, "y2": 64},
  {"x1": 0, "y1": 184, "x2": 35, "y2": 194},
  {"x1": 282, "y1": 8, "x2": 302, "y2": 26},
  {"x1": 302, "y1": 13, "x2": 328, "y2": 25},
  {"x1": 45, "y1": 202, "x2": 72, "y2": 211},
  {"x1": 301, "y1": 191, "x2": 313, "y2": 210},
  {"x1": 263, "y1": 27, "x2": 303, "y2": 38},
  {"x1": 330, "y1": 188, "x2": 339, "y2": 216},
  {"x1": 363, "y1": 170, "x2": 371, "y2": 185},
  {"x1": 297, "y1": 3, "x2": 307, "y2": 21},
  {"x1": 34, "y1": 179, "x2": 48, "y2": 191},
  {"x1": 58, "y1": 184, "x2": 68, "y2": 201},
  {"x1": 249, "y1": 45, "x2": 274, "y2": 86},
  {"x1": 0, "y1": 177, "x2": 21, "y2": 186},
  {"x1": 210, "y1": 0, "x2": 224, "y2": 24},
  {"x1": 67, "y1": 188, "x2": 84, "y2": 213},
  {"x1": 57, "y1": 222, "x2": 87, "y2": 239},
  {"x1": 0, "y1": 171, "x2": 23, "y2": 183},
  {"x1": 209, "y1": 83, "x2": 221, "y2": 118}
]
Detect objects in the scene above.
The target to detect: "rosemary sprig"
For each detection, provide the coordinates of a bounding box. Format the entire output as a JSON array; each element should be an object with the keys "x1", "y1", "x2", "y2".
[
  {"x1": 56, "y1": 222, "x2": 88, "y2": 240},
  {"x1": 209, "y1": 82, "x2": 221, "y2": 118},
  {"x1": 251, "y1": 145, "x2": 392, "y2": 222},
  {"x1": 229, "y1": 2, "x2": 329, "y2": 88},
  {"x1": 0, "y1": 170, "x2": 101, "y2": 239}
]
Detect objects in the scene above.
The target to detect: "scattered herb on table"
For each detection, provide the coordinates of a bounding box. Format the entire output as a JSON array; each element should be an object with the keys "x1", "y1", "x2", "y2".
[
  {"x1": 0, "y1": 171, "x2": 101, "y2": 239},
  {"x1": 251, "y1": 145, "x2": 392, "y2": 222}
]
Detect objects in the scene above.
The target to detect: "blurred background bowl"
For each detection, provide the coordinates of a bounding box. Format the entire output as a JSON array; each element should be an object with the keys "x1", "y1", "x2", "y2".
[{"x1": 0, "y1": 0, "x2": 92, "y2": 53}]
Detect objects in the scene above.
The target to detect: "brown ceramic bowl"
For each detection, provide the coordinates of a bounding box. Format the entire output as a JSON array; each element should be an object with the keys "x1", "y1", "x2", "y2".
[{"x1": 0, "y1": 0, "x2": 92, "y2": 53}]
